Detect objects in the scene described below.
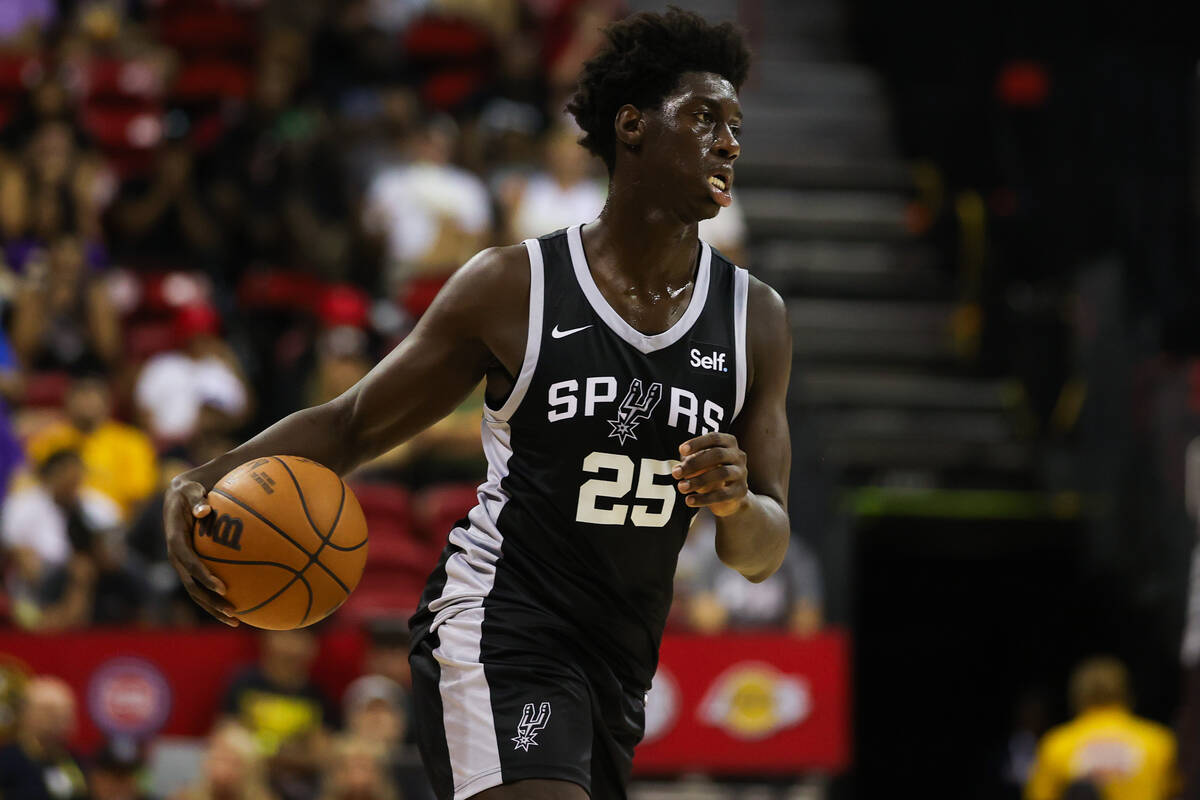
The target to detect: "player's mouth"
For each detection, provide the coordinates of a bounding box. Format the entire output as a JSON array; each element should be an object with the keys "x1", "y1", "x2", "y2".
[{"x1": 707, "y1": 170, "x2": 733, "y2": 207}]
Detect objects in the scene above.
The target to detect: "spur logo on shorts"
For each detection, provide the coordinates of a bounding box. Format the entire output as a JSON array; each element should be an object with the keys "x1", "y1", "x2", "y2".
[{"x1": 511, "y1": 701, "x2": 551, "y2": 752}]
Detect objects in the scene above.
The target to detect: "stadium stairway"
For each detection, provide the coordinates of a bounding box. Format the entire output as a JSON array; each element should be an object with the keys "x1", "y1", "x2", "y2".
[{"x1": 629, "y1": 0, "x2": 1037, "y2": 497}]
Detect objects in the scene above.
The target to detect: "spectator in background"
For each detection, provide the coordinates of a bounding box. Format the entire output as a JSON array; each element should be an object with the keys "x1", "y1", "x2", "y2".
[
  {"x1": 0, "y1": 448, "x2": 122, "y2": 629},
  {"x1": 135, "y1": 304, "x2": 250, "y2": 449},
  {"x1": 674, "y1": 519, "x2": 823, "y2": 635},
  {"x1": 499, "y1": 122, "x2": 605, "y2": 243},
  {"x1": 89, "y1": 738, "x2": 152, "y2": 800},
  {"x1": 204, "y1": 27, "x2": 352, "y2": 282},
  {"x1": 317, "y1": 736, "x2": 398, "y2": 800},
  {"x1": 0, "y1": 118, "x2": 114, "y2": 252},
  {"x1": 126, "y1": 433, "x2": 238, "y2": 627},
  {"x1": 27, "y1": 373, "x2": 158, "y2": 521},
  {"x1": 342, "y1": 675, "x2": 432, "y2": 800},
  {"x1": 108, "y1": 127, "x2": 224, "y2": 271},
  {"x1": 0, "y1": 327, "x2": 24, "y2": 503},
  {"x1": 221, "y1": 630, "x2": 334, "y2": 800},
  {"x1": 1025, "y1": 656, "x2": 1179, "y2": 800},
  {"x1": 171, "y1": 721, "x2": 275, "y2": 800},
  {"x1": 10, "y1": 233, "x2": 121, "y2": 372},
  {"x1": 362, "y1": 114, "x2": 492, "y2": 294},
  {"x1": 0, "y1": 676, "x2": 87, "y2": 800}
]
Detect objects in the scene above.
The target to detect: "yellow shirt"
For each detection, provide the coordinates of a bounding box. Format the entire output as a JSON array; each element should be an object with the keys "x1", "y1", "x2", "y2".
[
  {"x1": 1025, "y1": 707, "x2": 1179, "y2": 800},
  {"x1": 28, "y1": 421, "x2": 158, "y2": 518}
]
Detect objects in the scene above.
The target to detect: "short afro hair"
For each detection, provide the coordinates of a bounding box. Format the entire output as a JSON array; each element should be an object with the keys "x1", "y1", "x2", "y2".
[{"x1": 565, "y1": 7, "x2": 751, "y2": 173}]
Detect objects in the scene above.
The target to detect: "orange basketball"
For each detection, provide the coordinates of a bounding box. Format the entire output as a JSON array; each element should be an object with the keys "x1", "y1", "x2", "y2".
[{"x1": 194, "y1": 455, "x2": 368, "y2": 630}]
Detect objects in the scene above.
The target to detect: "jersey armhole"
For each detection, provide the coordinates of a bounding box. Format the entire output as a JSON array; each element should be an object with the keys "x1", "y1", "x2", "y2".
[
  {"x1": 732, "y1": 266, "x2": 749, "y2": 419},
  {"x1": 485, "y1": 238, "x2": 544, "y2": 421}
]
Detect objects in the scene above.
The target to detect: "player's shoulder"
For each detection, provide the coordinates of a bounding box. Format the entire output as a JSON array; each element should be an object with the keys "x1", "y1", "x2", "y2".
[
  {"x1": 442, "y1": 244, "x2": 532, "y2": 303},
  {"x1": 747, "y1": 274, "x2": 786, "y2": 321},
  {"x1": 745, "y1": 273, "x2": 790, "y2": 353}
]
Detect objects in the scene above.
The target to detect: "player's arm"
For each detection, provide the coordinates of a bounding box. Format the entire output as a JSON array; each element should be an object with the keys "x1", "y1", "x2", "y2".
[
  {"x1": 674, "y1": 277, "x2": 791, "y2": 583},
  {"x1": 163, "y1": 245, "x2": 530, "y2": 624}
]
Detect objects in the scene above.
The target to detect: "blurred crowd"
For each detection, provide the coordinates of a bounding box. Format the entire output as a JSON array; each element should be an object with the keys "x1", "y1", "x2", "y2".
[
  {"x1": 0, "y1": 2, "x2": 809, "y2": 798},
  {"x1": 0, "y1": 0, "x2": 775, "y2": 637},
  {"x1": 0, "y1": 623, "x2": 441, "y2": 800}
]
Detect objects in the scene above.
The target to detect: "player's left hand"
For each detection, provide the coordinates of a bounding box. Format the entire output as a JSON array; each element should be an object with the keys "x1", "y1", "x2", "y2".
[{"x1": 673, "y1": 432, "x2": 749, "y2": 517}]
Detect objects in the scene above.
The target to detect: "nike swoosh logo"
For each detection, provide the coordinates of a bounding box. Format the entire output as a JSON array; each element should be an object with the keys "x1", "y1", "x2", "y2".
[{"x1": 551, "y1": 324, "x2": 592, "y2": 339}]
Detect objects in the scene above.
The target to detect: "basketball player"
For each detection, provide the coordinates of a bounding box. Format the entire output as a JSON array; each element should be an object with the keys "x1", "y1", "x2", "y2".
[{"x1": 165, "y1": 9, "x2": 790, "y2": 799}]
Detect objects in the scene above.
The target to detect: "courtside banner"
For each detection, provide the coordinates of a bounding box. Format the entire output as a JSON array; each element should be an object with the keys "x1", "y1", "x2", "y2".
[
  {"x1": 0, "y1": 628, "x2": 849, "y2": 773},
  {"x1": 0, "y1": 628, "x2": 366, "y2": 751},
  {"x1": 634, "y1": 631, "x2": 851, "y2": 774}
]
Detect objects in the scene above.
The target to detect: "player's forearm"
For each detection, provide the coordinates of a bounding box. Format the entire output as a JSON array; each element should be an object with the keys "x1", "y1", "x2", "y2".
[
  {"x1": 714, "y1": 493, "x2": 789, "y2": 583},
  {"x1": 178, "y1": 400, "x2": 360, "y2": 491}
]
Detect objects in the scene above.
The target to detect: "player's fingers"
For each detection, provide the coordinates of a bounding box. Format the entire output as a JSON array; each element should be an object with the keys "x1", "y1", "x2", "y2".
[
  {"x1": 181, "y1": 576, "x2": 240, "y2": 628},
  {"x1": 685, "y1": 483, "x2": 746, "y2": 508},
  {"x1": 673, "y1": 447, "x2": 741, "y2": 479},
  {"x1": 165, "y1": 517, "x2": 229, "y2": 598},
  {"x1": 166, "y1": 543, "x2": 238, "y2": 623},
  {"x1": 678, "y1": 464, "x2": 745, "y2": 494},
  {"x1": 175, "y1": 480, "x2": 211, "y2": 516},
  {"x1": 678, "y1": 432, "x2": 735, "y2": 457}
]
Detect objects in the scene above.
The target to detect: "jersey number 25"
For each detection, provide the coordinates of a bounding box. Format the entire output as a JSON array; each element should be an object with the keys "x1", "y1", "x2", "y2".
[{"x1": 575, "y1": 452, "x2": 679, "y2": 527}]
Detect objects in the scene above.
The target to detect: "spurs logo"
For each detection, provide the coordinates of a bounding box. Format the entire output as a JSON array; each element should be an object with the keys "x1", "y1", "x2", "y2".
[
  {"x1": 608, "y1": 379, "x2": 663, "y2": 445},
  {"x1": 511, "y1": 701, "x2": 551, "y2": 752}
]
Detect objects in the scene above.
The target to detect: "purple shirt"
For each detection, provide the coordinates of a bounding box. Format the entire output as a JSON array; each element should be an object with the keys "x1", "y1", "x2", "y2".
[
  {"x1": 0, "y1": 0, "x2": 56, "y2": 38},
  {"x1": 0, "y1": 331, "x2": 23, "y2": 502}
]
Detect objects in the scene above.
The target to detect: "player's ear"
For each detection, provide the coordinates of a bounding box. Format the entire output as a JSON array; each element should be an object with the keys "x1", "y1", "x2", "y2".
[{"x1": 614, "y1": 104, "x2": 645, "y2": 152}]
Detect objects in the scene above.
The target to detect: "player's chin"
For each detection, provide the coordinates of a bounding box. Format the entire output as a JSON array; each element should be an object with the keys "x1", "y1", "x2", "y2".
[{"x1": 695, "y1": 197, "x2": 722, "y2": 221}]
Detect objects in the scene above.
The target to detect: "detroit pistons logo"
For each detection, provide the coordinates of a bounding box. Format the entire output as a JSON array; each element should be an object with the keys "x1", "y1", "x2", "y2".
[{"x1": 608, "y1": 379, "x2": 663, "y2": 445}]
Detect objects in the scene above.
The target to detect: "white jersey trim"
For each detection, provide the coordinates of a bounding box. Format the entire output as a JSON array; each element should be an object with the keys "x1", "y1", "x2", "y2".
[
  {"x1": 427, "y1": 415, "x2": 518, "y2": 795},
  {"x1": 566, "y1": 223, "x2": 712, "y2": 355},
  {"x1": 733, "y1": 266, "x2": 749, "y2": 419},
  {"x1": 485, "y1": 238, "x2": 544, "y2": 421}
]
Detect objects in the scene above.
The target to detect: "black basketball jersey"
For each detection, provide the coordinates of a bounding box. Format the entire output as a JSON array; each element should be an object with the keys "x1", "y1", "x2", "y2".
[{"x1": 410, "y1": 224, "x2": 749, "y2": 692}]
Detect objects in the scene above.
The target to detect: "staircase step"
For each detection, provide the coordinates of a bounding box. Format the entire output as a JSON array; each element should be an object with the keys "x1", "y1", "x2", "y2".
[
  {"x1": 820, "y1": 437, "x2": 1034, "y2": 473},
  {"x1": 741, "y1": 189, "x2": 912, "y2": 241},
  {"x1": 788, "y1": 298, "x2": 956, "y2": 363},
  {"x1": 796, "y1": 369, "x2": 1018, "y2": 412},
  {"x1": 814, "y1": 408, "x2": 1014, "y2": 444},
  {"x1": 755, "y1": 240, "x2": 942, "y2": 298},
  {"x1": 743, "y1": 62, "x2": 885, "y2": 104},
  {"x1": 735, "y1": 159, "x2": 911, "y2": 191}
]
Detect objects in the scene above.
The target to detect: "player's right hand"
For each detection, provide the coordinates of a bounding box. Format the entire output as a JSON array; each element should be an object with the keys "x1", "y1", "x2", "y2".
[{"x1": 164, "y1": 476, "x2": 239, "y2": 627}]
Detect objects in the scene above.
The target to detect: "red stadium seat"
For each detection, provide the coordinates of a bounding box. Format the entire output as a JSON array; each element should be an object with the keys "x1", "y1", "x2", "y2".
[
  {"x1": 236, "y1": 270, "x2": 325, "y2": 313},
  {"x1": 81, "y1": 103, "x2": 163, "y2": 150},
  {"x1": 363, "y1": 521, "x2": 441, "y2": 573},
  {"x1": 172, "y1": 60, "x2": 252, "y2": 102},
  {"x1": 0, "y1": 55, "x2": 44, "y2": 94},
  {"x1": 22, "y1": 371, "x2": 71, "y2": 408},
  {"x1": 339, "y1": 572, "x2": 428, "y2": 622},
  {"x1": 124, "y1": 318, "x2": 178, "y2": 361},
  {"x1": 351, "y1": 482, "x2": 414, "y2": 526},
  {"x1": 156, "y1": 11, "x2": 257, "y2": 57},
  {"x1": 72, "y1": 58, "x2": 166, "y2": 102},
  {"x1": 414, "y1": 483, "x2": 480, "y2": 542}
]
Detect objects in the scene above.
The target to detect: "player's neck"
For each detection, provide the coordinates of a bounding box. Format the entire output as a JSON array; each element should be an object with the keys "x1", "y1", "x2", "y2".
[{"x1": 587, "y1": 201, "x2": 700, "y2": 289}]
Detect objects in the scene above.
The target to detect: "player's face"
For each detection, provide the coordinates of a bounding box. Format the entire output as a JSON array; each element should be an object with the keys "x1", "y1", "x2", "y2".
[{"x1": 641, "y1": 71, "x2": 742, "y2": 221}]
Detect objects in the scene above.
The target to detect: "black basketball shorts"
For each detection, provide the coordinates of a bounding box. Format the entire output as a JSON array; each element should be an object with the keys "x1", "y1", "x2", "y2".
[{"x1": 409, "y1": 607, "x2": 646, "y2": 800}]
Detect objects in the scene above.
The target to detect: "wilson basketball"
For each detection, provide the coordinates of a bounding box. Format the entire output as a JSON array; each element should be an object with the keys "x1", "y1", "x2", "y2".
[{"x1": 193, "y1": 455, "x2": 369, "y2": 630}]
